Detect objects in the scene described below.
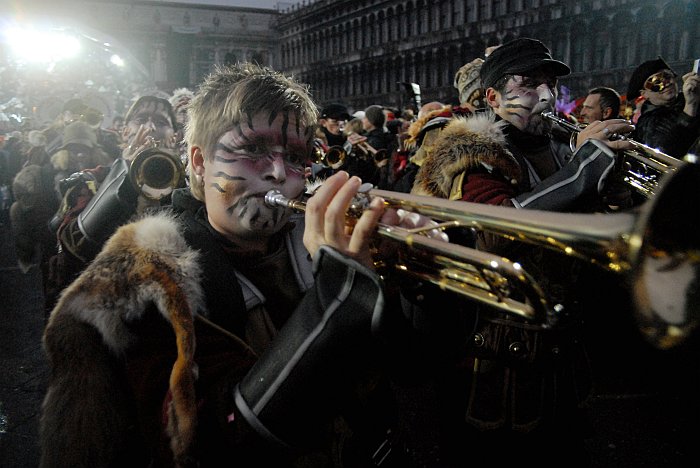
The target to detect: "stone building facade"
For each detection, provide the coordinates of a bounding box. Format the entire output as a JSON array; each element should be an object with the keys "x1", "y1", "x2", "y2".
[
  {"x1": 14, "y1": 0, "x2": 698, "y2": 114},
  {"x1": 276, "y1": 0, "x2": 700, "y2": 111}
]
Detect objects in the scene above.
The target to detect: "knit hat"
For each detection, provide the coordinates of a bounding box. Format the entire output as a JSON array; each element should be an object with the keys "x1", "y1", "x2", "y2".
[
  {"x1": 320, "y1": 103, "x2": 351, "y2": 120},
  {"x1": 626, "y1": 57, "x2": 675, "y2": 102},
  {"x1": 60, "y1": 121, "x2": 96, "y2": 150},
  {"x1": 364, "y1": 105, "x2": 385, "y2": 128},
  {"x1": 480, "y1": 38, "x2": 570, "y2": 89},
  {"x1": 454, "y1": 58, "x2": 485, "y2": 108},
  {"x1": 126, "y1": 96, "x2": 177, "y2": 129}
]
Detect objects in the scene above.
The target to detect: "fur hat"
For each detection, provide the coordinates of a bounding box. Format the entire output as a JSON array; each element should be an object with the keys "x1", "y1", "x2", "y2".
[
  {"x1": 61, "y1": 121, "x2": 96, "y2": 150},
  {"x1": 28, "y1": 130, "x2": 47, "y2": 147},
  {"x1": 626, "y1": 57, "x2": 675, "y2": 102},
  {"x1": 169, "y1": 88, "x2": 195, "y2": 113},
  {"x1": 480, "y1": 38, "x2": 570, "y2": 89},
  {"x1": 454, "y1": 58, "x2": 485, "y2": 108},
  {"x1": 364, "y1": 105, "x2": 385, "y2": 128}
]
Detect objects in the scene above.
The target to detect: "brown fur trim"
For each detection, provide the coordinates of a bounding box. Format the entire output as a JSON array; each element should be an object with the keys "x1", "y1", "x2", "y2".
[
  {"x1": 412, "y1": 114, "x2": 521, "y2": 198},
  {"x1": 405, "y1": 105, "x2": 453, "y2": 149},
  {"x1": 42, "y1": 214, "x2": 204, "y2": 466}
]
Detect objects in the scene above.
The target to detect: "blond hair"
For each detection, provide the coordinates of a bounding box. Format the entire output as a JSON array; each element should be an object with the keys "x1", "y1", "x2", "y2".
[{"x1": 185, "y1": 62, "x2": 318, "y2": 201}]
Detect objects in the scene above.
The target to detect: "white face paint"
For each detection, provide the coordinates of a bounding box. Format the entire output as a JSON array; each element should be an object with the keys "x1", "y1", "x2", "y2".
[
  {"x1": 200, "y1": 112, "x2": 310, "y2": 248},
  {"x1": 493, "y1": 74, "x2": 559, "y2": 135}
]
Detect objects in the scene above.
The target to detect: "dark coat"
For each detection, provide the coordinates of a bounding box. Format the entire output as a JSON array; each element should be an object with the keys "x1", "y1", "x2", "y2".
[{"x1": 634, "y1": 95, "x2": 700, "y2": 159}]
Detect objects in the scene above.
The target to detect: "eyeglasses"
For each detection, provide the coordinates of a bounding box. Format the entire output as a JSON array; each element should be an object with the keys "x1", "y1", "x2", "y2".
[{"x1": 643, "y1": 71, "x2": 676, "y2": 93}]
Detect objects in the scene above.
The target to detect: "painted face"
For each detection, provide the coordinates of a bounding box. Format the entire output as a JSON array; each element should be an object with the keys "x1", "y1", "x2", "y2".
[
  {"x1": 201, "y1": 112, "x2": 310, "y2": 244},
  {"x1": 494, "y1": 74, "x2": 558, "y2": 134},
  {"x1": 580, "y1": 93, "x2": 604, "y2": 124},
  {"x1": 124, "y1": 101, "x2": 176, "y2": 149}
]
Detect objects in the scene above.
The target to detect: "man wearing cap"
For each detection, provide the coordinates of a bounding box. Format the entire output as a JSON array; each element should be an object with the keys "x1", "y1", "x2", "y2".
[
  {"x1": 627, "y1": 57, "x2": 700, "y2": 158},
  {"x1": 398, "y1": 38, "x2": 636, "y2": 466},
  {"x1": 318, "y1": 102, "x2": 352, "y2": 147},
  {"x1": 315, "y1": 103, "x2": 367, "y2": 178}
]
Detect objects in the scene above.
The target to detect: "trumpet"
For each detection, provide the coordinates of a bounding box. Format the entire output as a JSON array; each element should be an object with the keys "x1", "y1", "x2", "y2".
[
  {"x1": 312, "y1": 141, "x2": 347, "y2": 168},
  {"x1": 129, "y1": 142, "x2": 186, "y2": 200},
  {"x1": 541, "y1": 111, "x2": 684, "y2": 198},
  {"x1": 355, "y1": 140, "x2": 389, "y2": 167},
  {"x1": 267, "y1": 162, "x2": 700, "y2": 349}
]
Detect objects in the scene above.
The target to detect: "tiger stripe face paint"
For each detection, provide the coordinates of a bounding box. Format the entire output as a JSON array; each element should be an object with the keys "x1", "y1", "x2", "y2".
[
  {"x1": 494, "y1": 74, "x2": 558, "y2": 135},
  {"x1": 199, "y1": 111, "x2": 310, "y2": 247}
]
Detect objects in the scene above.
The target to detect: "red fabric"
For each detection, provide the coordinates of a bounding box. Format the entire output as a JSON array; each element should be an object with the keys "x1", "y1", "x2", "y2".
[{"x1": 460, "y1": 172, "x2": 517, "y2": 205}]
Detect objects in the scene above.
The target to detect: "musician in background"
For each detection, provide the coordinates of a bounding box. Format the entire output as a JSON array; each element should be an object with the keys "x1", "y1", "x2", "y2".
[
  {"x1": 45, "y1": 95, "x2": 179, "y2": 305},
  {"x1": 626, "y1": 57, "x2": 700, "y2": 159},
  {"x1": 401, "y1": 37, "x2": 635, "y2": 467},
  {"x1": 579, "y1": 86, "x2": 621, "y2": 124}
]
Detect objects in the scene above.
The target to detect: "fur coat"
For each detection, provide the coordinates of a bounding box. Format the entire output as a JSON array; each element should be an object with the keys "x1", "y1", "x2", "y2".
[
  {"x1": 411, "y1": 113, "x2": 521, "y2": 201},
  {"x1": 40, "y1": 213, "x2": 259, "y2": 467}
]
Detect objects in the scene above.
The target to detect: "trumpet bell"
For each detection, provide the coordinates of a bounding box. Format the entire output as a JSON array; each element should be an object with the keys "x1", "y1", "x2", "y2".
[
  {"x1": 630, "y1": 162, "x2": 700, "y2": 348},
  {"x1": 312, "y1": 145, "x2": 346, "y2": 168},
  {"x1": 129, "y1": 147, "x2": 186, "y2": 200}
]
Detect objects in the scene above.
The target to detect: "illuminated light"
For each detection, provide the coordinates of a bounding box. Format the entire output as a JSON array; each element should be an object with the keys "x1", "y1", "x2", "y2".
[
  {"x1": 513, "y1": 262, "x2": 521, "y2": 270},
  {"x1": 110, "y1": 54, "x2": 125, "y2": 67},
  {"x1": 490, "y1": 260, "x2": 499, "y2": 268},
  {"x1": 6, "y1": 27, "x2": 81, "y2": 63},
  {"x1": 564, "y1": 246, "x2": 573, "y2": 255}
]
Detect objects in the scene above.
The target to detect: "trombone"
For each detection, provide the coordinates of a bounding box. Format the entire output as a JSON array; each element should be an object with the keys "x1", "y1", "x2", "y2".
[
  {"x1": 541, "y1": 111, "x2": 684, "y2": 198},
  {"x1": 267, "y1": 162, "x2": 700, "y2": 349}
]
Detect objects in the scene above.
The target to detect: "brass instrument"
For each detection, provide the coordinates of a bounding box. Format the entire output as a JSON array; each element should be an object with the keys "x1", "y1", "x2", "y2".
[
  {"x1": 266, "y1": 163, "x2": 700, "y2": 349},
  {"x1": 355, "y1": 140, "x2": 389, "y2": 167},
  {"x1": 129, "y1": 143, "x2": 186, "y2": 200},
  {"x1": 312, "y1": 141, "x2": 347, "y2": 168},
  {"x1": 541, "y1": 111, "x2": 684, "y2": 197}
]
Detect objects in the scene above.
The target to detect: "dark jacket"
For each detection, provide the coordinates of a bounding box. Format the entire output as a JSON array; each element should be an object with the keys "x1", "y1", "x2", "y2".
[
  {"x1": 634, "y1": 95, "x2": 700, "y2": 159},
  {"x1": 400, "y1": 112, "x2": 600, "y2": 466}
]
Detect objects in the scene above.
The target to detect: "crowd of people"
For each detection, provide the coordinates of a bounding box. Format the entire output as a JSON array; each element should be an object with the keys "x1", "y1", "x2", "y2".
[{"x1": 1, "y1": 37, "x2": 699, "y2": 468}]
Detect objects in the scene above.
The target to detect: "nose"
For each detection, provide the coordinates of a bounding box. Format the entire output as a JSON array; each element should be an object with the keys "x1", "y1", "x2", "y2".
[
  {"x1": 262, "y1": 154, "x2": 287, "y2": 184},
  {"x1": 537, "y1": 84, "x2": 554, "y2": 103}
]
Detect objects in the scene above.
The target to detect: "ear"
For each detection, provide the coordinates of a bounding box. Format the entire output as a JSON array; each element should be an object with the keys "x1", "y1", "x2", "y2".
[
  {"x1": 602, "y1": 107, "x2": 613, "y2": 120},
  {"x1": 190, "y1": 146, "x2": 205, "y2": 176},
  {"x1": 485, "y1": 88, "x2": 500, "y2": 109}
]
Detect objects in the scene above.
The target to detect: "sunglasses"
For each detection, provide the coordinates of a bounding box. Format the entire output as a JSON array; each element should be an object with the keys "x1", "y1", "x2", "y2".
[{"x1": 643, "y1": 71, "x2": 676, "y2": 93}]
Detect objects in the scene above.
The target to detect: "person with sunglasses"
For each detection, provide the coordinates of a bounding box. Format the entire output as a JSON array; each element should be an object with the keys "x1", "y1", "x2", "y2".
[{"x1": 626, "y1": 57, "x2": 700, "y2": 158}]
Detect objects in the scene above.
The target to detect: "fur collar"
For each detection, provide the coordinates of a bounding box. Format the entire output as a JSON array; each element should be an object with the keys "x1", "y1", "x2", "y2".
[
  {"x1": 412, "y1": 113, "x2": 521, "y2": 198},
  {"x1": 45, "y1": 213, "x2": 204, "y2": 464}
]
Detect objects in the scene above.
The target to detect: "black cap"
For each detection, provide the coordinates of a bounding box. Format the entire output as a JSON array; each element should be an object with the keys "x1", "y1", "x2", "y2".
[
  {"x1": 626, "y1": 57, "x2": 675, "y2": 102},
  {"x1": 320, "y1": 103, "x2": 351, "y2": 120},
  {"x1": 480, "y1": 38, "x2": 570, "y2": 89}
]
